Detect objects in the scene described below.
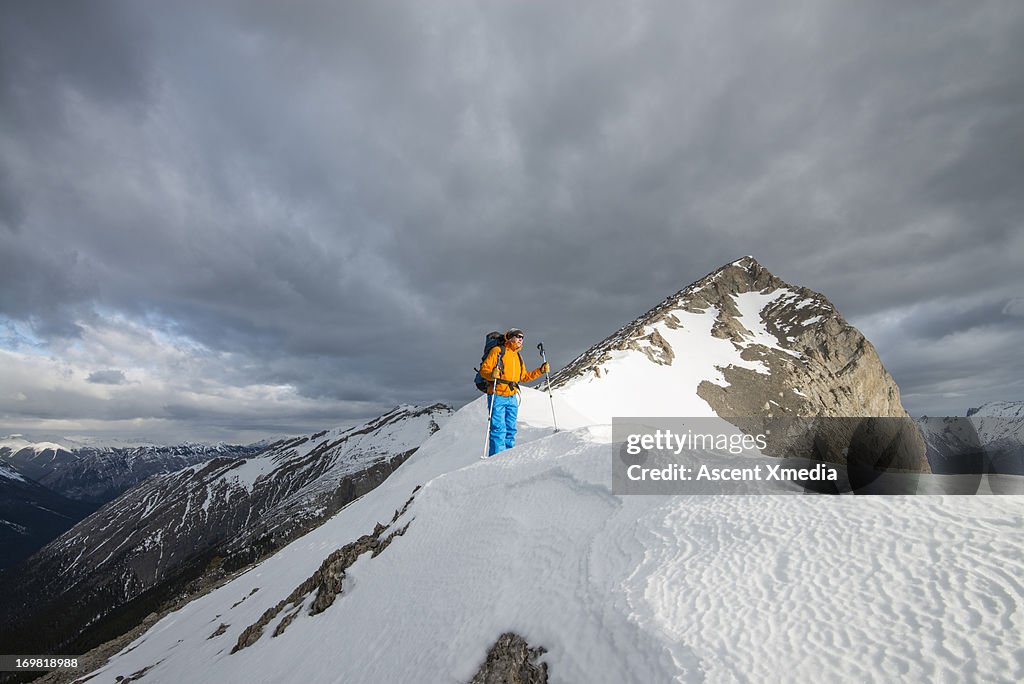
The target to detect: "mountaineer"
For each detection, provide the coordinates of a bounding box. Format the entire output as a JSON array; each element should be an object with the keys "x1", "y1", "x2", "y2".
[{"x1": 477, "y1": 328, "x2": 549, "y2": 457}]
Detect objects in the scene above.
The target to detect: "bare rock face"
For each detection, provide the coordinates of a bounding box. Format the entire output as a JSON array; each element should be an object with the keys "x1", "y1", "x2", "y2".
[
  {"x1": 692, "y1": 257, "x2": 904, "y2": 420},
  {"x1": 689, "y1": 258, "x2": 927, "y2": 472},
  {"x1": 469, "y1": 633, "x2": 549, "y2": 684},
  {"x1": 552, "y1": 256, "x2": 929, "y2": 472}
]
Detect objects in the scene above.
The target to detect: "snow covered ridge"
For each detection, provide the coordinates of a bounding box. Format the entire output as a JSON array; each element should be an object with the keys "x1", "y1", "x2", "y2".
[
  {"x1": 954, "y1": 401, "x2": 1024, "y2": 470},
  {"x1": 76, "y1": 393, "x2": 1023, "y2": 684},
  {"x1": 0, "y1": 404, "x2": 451, "y2": 659},
  {"x1": 0, "y1": 437, "x2": 71, "y2": 454},
  {"x1": 967, "y1": 401, "x2": 1024, "y2": 449},
  {"x1": 967, "y1": 400, "x2": 1024, "y2": 419},
  {"x1": 0, "y1": 440, "x2": 78, "y2": 482}
]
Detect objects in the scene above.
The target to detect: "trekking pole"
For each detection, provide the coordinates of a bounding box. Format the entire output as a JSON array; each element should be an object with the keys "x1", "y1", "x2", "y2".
[
  {"x1": 537, "y1": 342, "x2": 559, "y2": 433},
  {"x1": 482, "y1": 372, "x2": 499, "y2": 459}
]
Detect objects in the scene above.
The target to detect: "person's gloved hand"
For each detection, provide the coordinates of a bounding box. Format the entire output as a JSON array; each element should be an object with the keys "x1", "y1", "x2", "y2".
[{"x1": 540, "y1": 362, "x2": 550, "y2": 373}]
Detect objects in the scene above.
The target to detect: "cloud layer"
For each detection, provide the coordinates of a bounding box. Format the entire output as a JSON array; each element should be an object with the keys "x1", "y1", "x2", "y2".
[{"x1": 2, "y1": 0, "x2": 1022, "y2": 441}]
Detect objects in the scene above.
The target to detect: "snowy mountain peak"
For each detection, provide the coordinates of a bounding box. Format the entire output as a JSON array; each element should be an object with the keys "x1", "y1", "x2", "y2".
[
  {"x1": 0, "y1": 435, "x2": 74, "y2": 455},
  {"x1": 0, "y1": 441, "x2": 79, "y2": 484},
  {"x1": 691, "y1": 253, "x2": 785, "y2": 292},
  {"x1": 550, "y1": 256, "x2": 828, "y2": 393},
  {"x1": 549, "y1": 257, "x2": 922, "y2": 468}
]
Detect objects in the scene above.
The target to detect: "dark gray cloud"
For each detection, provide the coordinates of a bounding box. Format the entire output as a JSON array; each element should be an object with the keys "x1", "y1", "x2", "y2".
[
  {"x1": 87, "y1": 370, "x2": 127, "y2": 385},
  {"x1": 1, "y1": 0, "x2": 1022, "y2": 442}
]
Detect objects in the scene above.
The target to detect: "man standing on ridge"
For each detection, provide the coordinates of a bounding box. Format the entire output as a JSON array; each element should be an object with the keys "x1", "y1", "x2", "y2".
[{"x1": 479, "y1": 328, "x2": 549, "y2": 457}]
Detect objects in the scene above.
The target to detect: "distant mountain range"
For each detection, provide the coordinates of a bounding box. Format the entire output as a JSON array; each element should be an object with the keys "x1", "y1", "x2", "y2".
[
  {"x1": 0, "y1": 439, "x2": 260, "y2": 504},
  {"x1": 0, "y1": 439, "x2": 260, "y2": 573}
]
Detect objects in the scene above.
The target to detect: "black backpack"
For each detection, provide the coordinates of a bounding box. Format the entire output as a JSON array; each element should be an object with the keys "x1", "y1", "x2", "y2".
[{"x1": 473, "y1": 332, "x2": 524, "y2": 392}]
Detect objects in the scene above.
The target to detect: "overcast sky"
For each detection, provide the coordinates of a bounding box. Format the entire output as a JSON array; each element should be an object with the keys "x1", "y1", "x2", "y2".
[{"x1": 1, "y1": 0, "x2": 1022, "y2": 444}]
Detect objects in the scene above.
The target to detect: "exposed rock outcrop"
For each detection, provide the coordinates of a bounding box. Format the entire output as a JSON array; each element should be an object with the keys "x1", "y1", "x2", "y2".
[
  {"x1": 232, "y1": 487, "x2": 419, "y2": 652},
  {"x1": 469, "y1": 633, "x2": 549, "y2": 684}
]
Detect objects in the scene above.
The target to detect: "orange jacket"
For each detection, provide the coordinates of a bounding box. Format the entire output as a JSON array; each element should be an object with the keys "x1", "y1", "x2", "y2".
[{"x1": 479, "y1": 344, "x2": 544, "y2": 396}]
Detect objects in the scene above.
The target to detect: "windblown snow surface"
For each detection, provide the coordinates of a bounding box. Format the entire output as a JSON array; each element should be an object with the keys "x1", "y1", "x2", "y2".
[{"x1": 84, "y1": 386, "x2": 1023, "y2": 683}]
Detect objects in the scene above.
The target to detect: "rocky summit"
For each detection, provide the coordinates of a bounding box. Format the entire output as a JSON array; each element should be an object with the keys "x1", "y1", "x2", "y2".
[{"x1": 551, "y1": 256, "x2": 929, "y2": 471}]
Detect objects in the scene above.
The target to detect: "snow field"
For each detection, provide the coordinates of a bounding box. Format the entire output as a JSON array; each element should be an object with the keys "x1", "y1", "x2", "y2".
[
  {"x1": 557, "y1": 308, "x2": 739, "y2": 422},
  {"x1": 630, "y1": 495, "x2": 1023, "y2": 682}
]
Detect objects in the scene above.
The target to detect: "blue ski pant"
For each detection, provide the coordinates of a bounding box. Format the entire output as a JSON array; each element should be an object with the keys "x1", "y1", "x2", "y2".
[{"x1": 487, "y1": 393, "x2": 519, "y2": 457}]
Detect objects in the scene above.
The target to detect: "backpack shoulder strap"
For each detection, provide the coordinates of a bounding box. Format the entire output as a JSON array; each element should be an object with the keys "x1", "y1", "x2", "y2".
[{"x1": 491, "y1": 346, "x2": 521, "y2": 391}]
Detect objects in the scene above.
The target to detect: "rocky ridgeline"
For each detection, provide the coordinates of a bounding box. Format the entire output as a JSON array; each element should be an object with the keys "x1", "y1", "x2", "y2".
[
  {"x1": 551, "y1": 256, "x2": 929, "y2": 471},
  {"x1": 46, "y1": 443, "x2": 262, "y2": 503}
]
